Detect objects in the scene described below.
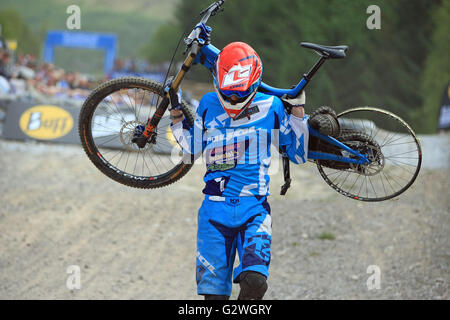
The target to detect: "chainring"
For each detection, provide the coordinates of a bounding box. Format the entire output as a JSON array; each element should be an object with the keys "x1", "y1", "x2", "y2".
[{"x1": 313, "y1": 130, "x2": 383, "y2": 174}]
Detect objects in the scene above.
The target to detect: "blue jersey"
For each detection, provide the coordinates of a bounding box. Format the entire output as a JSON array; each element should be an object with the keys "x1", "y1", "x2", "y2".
[{"x1": 170, "y1": 92, "x2": 309, "y2": 197}]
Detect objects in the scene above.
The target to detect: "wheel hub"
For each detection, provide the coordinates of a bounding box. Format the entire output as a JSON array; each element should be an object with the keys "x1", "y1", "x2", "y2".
[
  {"x1": 120, "y1": 121, "x2": 154, "y2": 151},
  {"x1": 348, "y1": 142, "x2": 384, "y2": 176}
]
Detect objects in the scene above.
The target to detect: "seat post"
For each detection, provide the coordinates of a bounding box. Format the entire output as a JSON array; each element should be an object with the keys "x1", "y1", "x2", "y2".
[{"x1": 304, "y1": 55, "x2": 328, "y2": 81}]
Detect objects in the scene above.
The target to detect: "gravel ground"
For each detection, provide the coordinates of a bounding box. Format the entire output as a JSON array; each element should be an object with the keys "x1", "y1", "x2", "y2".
[{"x1": 0, "y1": 139, "x2": 448, "y2": 300}]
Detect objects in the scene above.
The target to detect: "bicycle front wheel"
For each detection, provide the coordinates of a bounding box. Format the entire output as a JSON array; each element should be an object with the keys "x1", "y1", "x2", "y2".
[
  {"x1": 79, "y1": 77, "x2": 194, "y2": 189},
  {"x1": 316, "y1": 107, "x2": 422, "y2": 201}
]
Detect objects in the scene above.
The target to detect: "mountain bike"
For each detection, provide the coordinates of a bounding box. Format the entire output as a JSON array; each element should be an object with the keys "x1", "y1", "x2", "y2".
[{"x1": 78, "y1": 0, "x2": 421, "y2": 201}]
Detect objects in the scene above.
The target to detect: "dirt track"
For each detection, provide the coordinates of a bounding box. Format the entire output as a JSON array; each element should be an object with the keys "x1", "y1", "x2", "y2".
[{"x1": 0, "y1": 139, "x2": 448, "y2": 300}]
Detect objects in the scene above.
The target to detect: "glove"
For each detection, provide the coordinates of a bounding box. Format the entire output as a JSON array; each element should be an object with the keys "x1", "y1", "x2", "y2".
[
  {"x1": 185, "y1": 23, "x2": 212, "y2": 46},
  {"x1": 282, "y1": 90, "x2": 306, "y2": 106},
  {"x1": 197, "y1": 23, "x2": 212, "y2": 43},
  {"x1": 165, "y1": 77, "x2": 182, "y2": 111},
  {"x1": 281, "y1": 90, "x2": 306, "y2": 115},
  {"x1": 168, "y1": 87, "x2": 183, "y2": 111}
]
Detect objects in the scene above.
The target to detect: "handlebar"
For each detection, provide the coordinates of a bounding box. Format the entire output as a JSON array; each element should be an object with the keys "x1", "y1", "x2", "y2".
[
  {"x1": 199, "y1": 0, "x2": 226, "y2": 17},
  {"x1": 185, "y1": 1, "x2": 226, "y2": 50}
]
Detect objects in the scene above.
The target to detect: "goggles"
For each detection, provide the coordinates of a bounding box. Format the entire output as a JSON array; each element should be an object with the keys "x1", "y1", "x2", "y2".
[{"x1": 218, "y1": 81, "x2": 259, "y2": 102}]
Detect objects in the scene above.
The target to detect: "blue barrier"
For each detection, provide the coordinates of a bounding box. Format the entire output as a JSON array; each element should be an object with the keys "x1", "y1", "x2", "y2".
[{"x1": 43, "y1": 30, "x2": 117, "y2": 74}]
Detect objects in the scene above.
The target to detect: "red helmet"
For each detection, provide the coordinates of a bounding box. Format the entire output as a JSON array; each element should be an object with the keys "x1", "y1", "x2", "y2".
[{"x1": 213, "y1": 42, "x2": 263, "y2": 119}]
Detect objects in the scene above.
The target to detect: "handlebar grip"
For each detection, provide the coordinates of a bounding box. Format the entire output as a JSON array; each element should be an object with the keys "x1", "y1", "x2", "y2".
[{"x1": 200, "y1": 0, "x2": 226, "y2": 16}]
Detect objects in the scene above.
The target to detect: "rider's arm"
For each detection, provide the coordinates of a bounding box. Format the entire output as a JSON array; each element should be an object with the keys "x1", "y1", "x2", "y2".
[
  {"x1": 170, "y1": 109, "x2": 184, "y2": 125},
  {"x1": 276, "y1": 96, "x2": 309, "y2": 164},
  {"x1": 169, "y1": 97, "x2": 206, "y2": 158},
  {"x1": 291, "y1": 105, "x2": 305, "y2": 118}
]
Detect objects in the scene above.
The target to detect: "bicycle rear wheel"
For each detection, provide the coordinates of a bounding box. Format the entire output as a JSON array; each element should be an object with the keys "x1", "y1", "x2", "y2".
[
  {"x1": 79, "y1": 77, "x2": 194, "y2": 189},
  {"x1": 316, "y1": 107, "x2": 422, "y2": 201}
]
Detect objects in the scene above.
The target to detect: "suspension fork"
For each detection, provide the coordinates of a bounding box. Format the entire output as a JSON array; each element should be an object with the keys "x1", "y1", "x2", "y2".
[{"x1": 133, "y1": 41, "x2": 202, "y2": 148}]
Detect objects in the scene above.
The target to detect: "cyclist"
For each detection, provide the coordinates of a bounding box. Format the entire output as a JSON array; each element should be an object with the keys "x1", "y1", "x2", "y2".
[{"x1": 168, "y1": 41, "x2": 336, "y2": 300}]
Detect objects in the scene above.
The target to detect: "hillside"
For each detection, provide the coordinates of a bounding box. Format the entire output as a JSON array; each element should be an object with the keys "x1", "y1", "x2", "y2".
[
  {"x1": 0, "y1": 0, "x2": 180, "y2": 58},
  {"x1": 74, "y1": 0, "x2": 179, "y2": 21}
]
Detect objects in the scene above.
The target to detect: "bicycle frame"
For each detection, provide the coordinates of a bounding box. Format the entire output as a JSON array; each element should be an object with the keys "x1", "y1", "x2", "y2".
[
  {"x1": 136, "y1": 0, "x2": 370, "y2": 166},
  {"x1": 193, "y1": 43, "x2": 370, "y2": 166},
  {"x1": 193, "y1": 43, "x2": 320, "y2": 98}
]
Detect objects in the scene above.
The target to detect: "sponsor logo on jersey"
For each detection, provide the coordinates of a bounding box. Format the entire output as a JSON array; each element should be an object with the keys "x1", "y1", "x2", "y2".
[
  {"x1": 206, "y1": 141, "x2": 249, "y2": 172},
  {"x1": 207, "y1": 163, "x2": 235, "y2": 171},
  {"x1": 234, "y1": 105, "x2": 260, "y2": 120},
  {"x1": 206, "y1": 126, "x2": 256, "y2": 143}
]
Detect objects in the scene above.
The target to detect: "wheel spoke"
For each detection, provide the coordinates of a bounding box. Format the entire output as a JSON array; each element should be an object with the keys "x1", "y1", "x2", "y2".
[
  {"x1": 80, "y1": 79, "x2": 193, "y2": 188},
  {"x1": 318, "y1": 108, "x2": 421, "y2": 201}
]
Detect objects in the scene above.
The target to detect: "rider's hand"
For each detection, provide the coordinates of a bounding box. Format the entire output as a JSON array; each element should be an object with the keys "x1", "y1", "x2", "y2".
[
  {"x1": 283, "y1": 90, "x2": 306, "y2": 107},
  {"x1": 168, "y1": 86, "x2": 184, "y2": 124},
  {"x1": 282, "y1": 90, "x2": 306, "y2": 118},
  {"x1": 168, "y1": 86, "x2": 182, "y2": 111},
  {"x1": 194, "y1": 23, "x2": 212, "y2": 43}
]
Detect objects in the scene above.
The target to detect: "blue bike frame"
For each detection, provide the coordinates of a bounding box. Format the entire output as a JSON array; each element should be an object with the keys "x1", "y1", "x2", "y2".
[{"x1": 193, "y1": 43, "x2": 370, "y2": 166}]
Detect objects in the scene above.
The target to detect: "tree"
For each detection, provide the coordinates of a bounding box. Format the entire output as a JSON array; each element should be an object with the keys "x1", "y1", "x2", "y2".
[
  {"x1": 417, "y1": 0, "x2": 450, "y2": 133},
  {"x1": 142, "y1": 0, "x2": 444, "y2": 134},
  {"x1": 140, "y1": 23, "x2": 183, "y2": 64},
  {"x1": 0, "y1": 9, "x2": 40, "y2": 56}
]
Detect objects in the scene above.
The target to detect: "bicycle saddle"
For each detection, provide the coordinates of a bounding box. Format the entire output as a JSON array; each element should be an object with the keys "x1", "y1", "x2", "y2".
[{"x1": 301, "y1": 42, "x2": 348, "y2": 59}]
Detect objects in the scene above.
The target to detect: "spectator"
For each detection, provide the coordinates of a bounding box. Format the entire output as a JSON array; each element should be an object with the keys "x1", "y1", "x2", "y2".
[{"x1": 0, "y1": 49, "x2": 12, "y2": 80}]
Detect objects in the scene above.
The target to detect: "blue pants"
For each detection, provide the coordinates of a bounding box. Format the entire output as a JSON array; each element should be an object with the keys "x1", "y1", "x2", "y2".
[{"x1": 196, "y1": 195, "x2": 272, "y2": 296}]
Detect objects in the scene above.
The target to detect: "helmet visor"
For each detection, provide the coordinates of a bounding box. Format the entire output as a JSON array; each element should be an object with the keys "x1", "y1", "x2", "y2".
[
  {"x1": 218, "y1": 91, "x2": 251, "y2": 105},
  {"x1": 219, "y1": 81, "x2": 259, "y2": 103},
  {"x1": 220, "y1": 87, "x2": 254, "y2": 99}
]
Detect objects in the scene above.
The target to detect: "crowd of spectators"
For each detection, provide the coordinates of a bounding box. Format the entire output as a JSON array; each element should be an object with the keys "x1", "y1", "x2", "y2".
[
  {"x1": 0, "y1": 47, "x2": 173, "y2": 103},
  {"x1": 0, "y1": 48, "x2": 99, "y2": 101},
  {"x1": 0, "y1": 46, "x2": 198, "y2": 111},
  {"x1": 107, "y1": 57, "x2": 168, "y2": 81}
]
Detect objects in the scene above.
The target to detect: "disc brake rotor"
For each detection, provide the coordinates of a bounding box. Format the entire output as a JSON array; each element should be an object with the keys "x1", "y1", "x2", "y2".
[
  {"x1": 346, "y1": 141, "x2": 384, "y2": 176},
  {"x1": 120, "y1": 120, "x2": 154, "y2": 152}
]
